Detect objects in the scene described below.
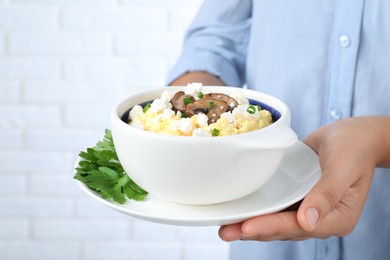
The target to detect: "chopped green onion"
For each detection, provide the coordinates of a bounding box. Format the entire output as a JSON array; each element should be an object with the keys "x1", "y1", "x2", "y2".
[
  {"x1": 209, "y1": 101, "x2": 215, "y2": 108},
  {"x1": 181, "y1": 113, "x2": 187, "y2": 118},
  {"x1": 143, "y1": 103, "x2": 151, "y2": 113},
  {"x1": 183, "y1": 97, "x2": 192, "y2": 105},
  {"x1": 212, "y1": 128, "x2": 220, "y2": 136},
  {"x1": 247, "y1": 105, "x2": 256, "y2": 114},
  {"x1": 197, "y1": 92, "x2": 204, "y2": 99},
  {"x1": 257, "y1": 105, "x2": 262, "y2": 111}
]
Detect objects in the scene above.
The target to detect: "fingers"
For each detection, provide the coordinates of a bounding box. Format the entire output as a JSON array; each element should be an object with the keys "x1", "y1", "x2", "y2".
[
  {"x1": 219, "y1": 212, "x2": 312, "y2": 242},
  {"x1": 219, "y1": 223, "x2": 242, "y2": 241},
  {"x1": 218, "y1": 159, "x2": 372, "y2": 242},
  {"x1": 241, "y1": 211, "x2": 308, "y2": 240}
]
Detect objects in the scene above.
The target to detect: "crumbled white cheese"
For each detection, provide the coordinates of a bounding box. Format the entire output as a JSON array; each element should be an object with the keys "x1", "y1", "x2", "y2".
[
  {"x1": 160, "y1": 90, "x2": 176, "y2": 101},
  {"x1": 171, "y1": 118, "x2": 194, "y2": 134},
  {"x1": 220, "y1": 111, "x2": 235, "y2": 123},
  {"x1": 150, "y1": 96, "x2": 171, "y2": 113},
  {"x1": 131, "y1": 120, "x2": 145, "y2": 129},
  {"x1": 162, "y1": 108, "x2": 175, "y2": 120},
  {"x1": 185, "y1": 82, "x2": 203, "y2": 98},
  {"x1": 129, "y1": 105, "x2": 144, "y2": 121},
  {"x1": 230, "y1": 90, "x2": 249, "y2": 105},
  {"x1": 192, "y1": 128, "x2": 212, "y2": 137},
  {"x1": 195, "y1": 113, "x2": 209, "y2": 127},
  {"x1": 232, "y1": 105, "x2": 260, "y2": 120}
]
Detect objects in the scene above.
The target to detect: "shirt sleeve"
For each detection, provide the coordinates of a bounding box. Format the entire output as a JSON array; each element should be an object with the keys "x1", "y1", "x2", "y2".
[{"x1": 166, "y1": 0, "x2": 252, "y2": 87}]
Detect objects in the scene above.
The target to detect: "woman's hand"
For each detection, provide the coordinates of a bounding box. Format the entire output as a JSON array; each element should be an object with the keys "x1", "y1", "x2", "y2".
[{"x1": 218, "y1": 116, "x2": 390, "y2": 242}]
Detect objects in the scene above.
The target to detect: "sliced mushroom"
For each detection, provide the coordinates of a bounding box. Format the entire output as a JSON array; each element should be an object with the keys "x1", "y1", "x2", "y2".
[
  {"x1": 170, "y1": 91, "x2": 194, "y2": 113},
  {"x1": 187, "y1": 99, "x2": 229, "y2": 124},
  {"x1": 203, "y1": 93, "x2": 238, "y2": 111}
]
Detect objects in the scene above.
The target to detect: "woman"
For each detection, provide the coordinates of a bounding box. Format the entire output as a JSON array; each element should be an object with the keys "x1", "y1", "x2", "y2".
[{"x1": 167, "y1": 0, "x2": 390, "y2": 259}]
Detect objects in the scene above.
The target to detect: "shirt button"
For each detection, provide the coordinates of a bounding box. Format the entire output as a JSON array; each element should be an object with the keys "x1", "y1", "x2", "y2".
[
  {"x1": 339, "y1": 35, "x2": 351, "y2": 48},
  {"x1": 330, "y1": 108, "x2": 343, "y2": 120}
]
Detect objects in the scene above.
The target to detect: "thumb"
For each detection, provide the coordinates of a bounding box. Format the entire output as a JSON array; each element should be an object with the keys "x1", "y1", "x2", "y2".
[{"x1": 296, "y1": 167, "x2": 351, "y2": 232}]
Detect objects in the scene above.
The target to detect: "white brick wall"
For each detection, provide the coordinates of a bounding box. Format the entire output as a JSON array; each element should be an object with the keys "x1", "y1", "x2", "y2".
[
  {"x1": 0, "y1": 57, "x2": 61, "y2": 79},
  {"x1": 61, "y1": 6, "x2": 168, "y2": 31},
  {"x1": 0, "y1": 0, "x2": 230, "y2": 259},
  {"x1": 0, "y1": 6, "x2": 59, "y2": 30},
  {"x1": 9, "y1": 32, "x2": 112, "y2": 55},
  {"x1": 0, "y1": 32, "x2": 5, "y2": 53}
]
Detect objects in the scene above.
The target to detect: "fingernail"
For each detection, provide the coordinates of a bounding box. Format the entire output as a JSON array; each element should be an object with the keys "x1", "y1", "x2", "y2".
[{"x1": 305, "y1": 207, "x2": 319, "y2": 228}]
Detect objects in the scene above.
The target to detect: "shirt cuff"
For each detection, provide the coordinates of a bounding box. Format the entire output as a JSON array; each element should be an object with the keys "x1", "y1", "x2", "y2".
[{"x1": 166, "y1": 51, "x2": 244, "y2": 87}]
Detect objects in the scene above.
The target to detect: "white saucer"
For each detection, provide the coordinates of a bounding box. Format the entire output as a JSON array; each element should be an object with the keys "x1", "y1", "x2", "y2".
[{"x1": 76, "y1": 141, "x2": 321, "y2": 226}]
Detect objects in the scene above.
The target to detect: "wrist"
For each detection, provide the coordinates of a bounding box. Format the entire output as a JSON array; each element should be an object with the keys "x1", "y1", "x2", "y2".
[{"x1": 367, "y1": 116, "x2": 390, "y2": 168}]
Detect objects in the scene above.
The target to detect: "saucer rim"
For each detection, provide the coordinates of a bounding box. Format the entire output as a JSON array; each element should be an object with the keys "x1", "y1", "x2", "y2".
[{"x1": 75, "y1": 140, "x2": 321, "y2": 226}]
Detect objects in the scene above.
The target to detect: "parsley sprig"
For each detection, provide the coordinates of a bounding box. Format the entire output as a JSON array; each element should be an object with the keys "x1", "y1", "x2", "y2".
[{"x1": 74, "y1": 129, "x2": 147, "y2": 204}]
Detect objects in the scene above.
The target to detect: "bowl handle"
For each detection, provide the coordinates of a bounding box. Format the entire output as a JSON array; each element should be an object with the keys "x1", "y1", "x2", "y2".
[{"x1": 244, "y1": 126, "x2": 298, "y2": 149}]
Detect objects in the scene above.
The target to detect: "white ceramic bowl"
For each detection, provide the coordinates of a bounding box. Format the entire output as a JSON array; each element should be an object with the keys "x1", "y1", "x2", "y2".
[{"x1": 111, "y1": 86, "x2": 297, "y2": 205}]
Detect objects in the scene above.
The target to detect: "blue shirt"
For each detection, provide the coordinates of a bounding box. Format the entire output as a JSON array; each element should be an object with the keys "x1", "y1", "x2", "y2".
[{"x1": 167, "y1": 0, "x2": 390, "y2": 260}]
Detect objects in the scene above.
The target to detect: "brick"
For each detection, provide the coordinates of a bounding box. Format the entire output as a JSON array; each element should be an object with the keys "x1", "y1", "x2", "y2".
[
  {"x1": 183, "y1": 243, "x2": 229, "y2": 260},
  {"x1": 84, "y1": 241, "x2": 181, "y2": 260},
  {"x1": 179, "y1": 226, "x2": 223, "y2": 242},
  {"x1": 63, "y1": 58, "x2": 167, "y2": 86},
  {"x1": 131, "y1": 223, "x2": 226, "y2": 243},
  {"x1": 75, "y1": 199, "x2": 131, "y2": 219},
  {"x1": 0, "y1": 219, "x2": 30, "y2": 239},
  {"x1": 0, "y1": 57, "x2": 60, "y2": 79},
  {"x1": 23, "y1": 81, "x2": 121, "y2": 103},
  {"x1": 9, "y1": 32, "x2": 111, "y2": 55},
  {"x1": 0, "y1": 105, "x2": 61, "y2": 128},
  {"x1": 114, "y1": 32, "x2": 183, "y2": 56},
  {"x1": 0, "y1": 151, "x2": 74, "y2": 172},
  {"x1": 0, "y1": 129, "x2": 23, "y2": 149},
  {"x1": 62, "y1": 6, "x2": 168, "y2": 31},
  {"x1": 119, "y1": 85, "x2": 159, "y2": 99},
  {"x1": 0, "y1": 81, "x2": 20, "y2": 102},
  {"x1": 0, "y1": 6, "x2": 58, "y2": 30},
  {"x1": 64, "y1": 104, "x2": 112, "y2": 127},
  {"x1": 0, "y1": 175, "x2": 26, "y2": 194},
  {"x1": 33, "y1": 219, "x2": 130, "y2": 239},
  {"x1": 0, "y1": 198, "x2": 73, "y2": 216},
  {"x1": 29, "y1": 175, "x2": 82, "y2": 195},
  {"x1": 131, "y1": 222, "x2": 181, "y2": 241},
  {"x1": 0, "y1": 241, "x2": 79, "y2": 259},
  {"x1": 24, "y1": 128, "x2": 103, "y2": 150}
]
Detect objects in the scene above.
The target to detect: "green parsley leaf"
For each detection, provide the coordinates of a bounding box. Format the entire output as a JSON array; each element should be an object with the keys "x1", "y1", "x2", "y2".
[{"x1": 74, "y1": 129, "x2": 147, "y2": 204}]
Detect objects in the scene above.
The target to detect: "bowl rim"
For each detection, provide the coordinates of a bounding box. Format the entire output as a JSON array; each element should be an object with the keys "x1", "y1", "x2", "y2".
[{"x1": 111, "y1": 86, "x2": 295, "y2": 144}]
